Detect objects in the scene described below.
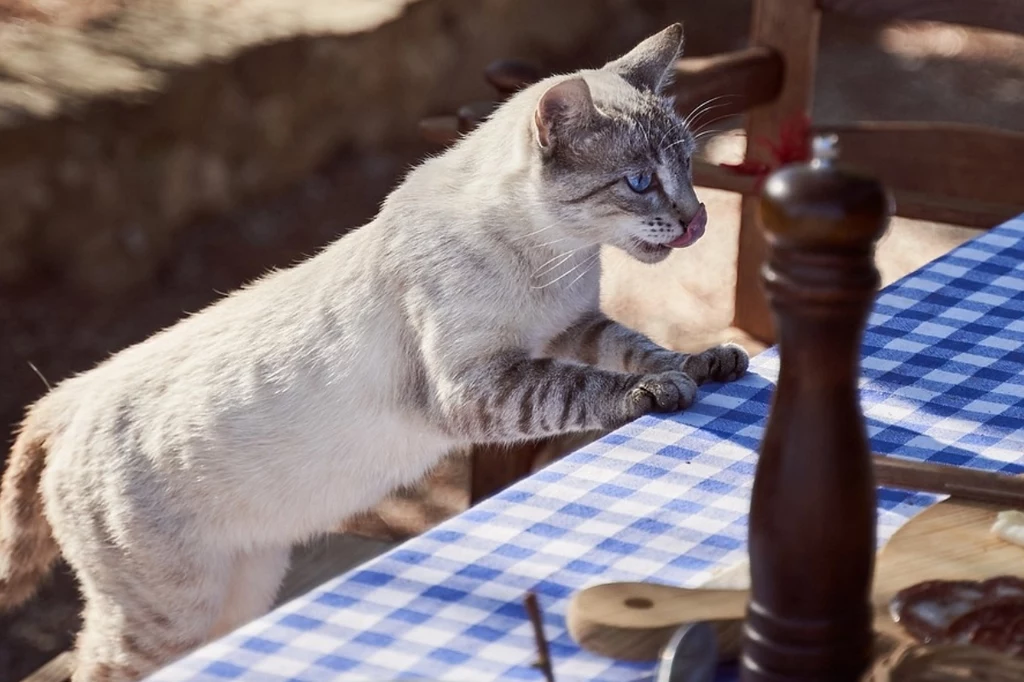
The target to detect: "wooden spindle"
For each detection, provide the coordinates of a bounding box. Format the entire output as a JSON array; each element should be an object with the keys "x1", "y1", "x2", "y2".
[
  {"x1": 419, "y1": 60, "x2": 544, "y2": 151},
  {"x1": 418, "y1": 115, "x2": 462, "y2": 146},
  {"x1": 741, "y1": 134, "x2": 892, "y2": 682},
  {"x1": 457, "y1": 101, "x2": 498, "y2": 133},
  {"x1": 483, "y1": 59, "x2": 543, "y2": 97}
]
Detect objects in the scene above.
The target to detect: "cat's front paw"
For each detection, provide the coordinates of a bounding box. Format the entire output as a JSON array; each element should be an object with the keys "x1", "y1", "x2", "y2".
[
  {"x1": 682, "y1": 343, "x2": 749, "y2": 385},
  {"x1": 624, "y1": 371, "x2": 698, "y2": 419}
]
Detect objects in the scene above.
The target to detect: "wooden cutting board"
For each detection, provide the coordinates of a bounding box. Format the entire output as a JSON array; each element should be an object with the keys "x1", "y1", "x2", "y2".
[
  {"x1": 567, "y1": 496, "x2": 1024, "y2": 661},
  {"x1": 873, "y1": 497, "x2": 1024, "y2": 641}
]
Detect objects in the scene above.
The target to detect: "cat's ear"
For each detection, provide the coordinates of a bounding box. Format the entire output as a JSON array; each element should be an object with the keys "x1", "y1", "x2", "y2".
[
  {"x1": 605, "y1": 23, "x2": 684, "y2": 93},
  {"x1": 533, "y1": 77, "x2": 596, "y2": 155}
]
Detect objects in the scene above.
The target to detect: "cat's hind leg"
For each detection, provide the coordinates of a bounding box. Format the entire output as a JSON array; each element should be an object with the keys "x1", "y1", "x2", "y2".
[
  {"x1": 64, "y1": 529, "x2": 290, "y2": 682},
  {"x1": 211, "y1": 546, "x2": 291, "y2": 639},
  {"x1": 66, "y1": 534, "x2": 234, "y2": 682}
]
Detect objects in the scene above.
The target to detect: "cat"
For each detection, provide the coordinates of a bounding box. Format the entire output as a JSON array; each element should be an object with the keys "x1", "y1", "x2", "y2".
[{"x1": 0, "y1": 24, "x2": 748, "y2": 682}]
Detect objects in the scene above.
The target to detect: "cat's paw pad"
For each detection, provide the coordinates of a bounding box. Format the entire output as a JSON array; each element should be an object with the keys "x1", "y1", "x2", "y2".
[
  {"x1": 626, "y1": 371, "x2": 698, "y2": 417},
  {"x1": 682, "y1": 343, "x2": 749, "y2": 385}
]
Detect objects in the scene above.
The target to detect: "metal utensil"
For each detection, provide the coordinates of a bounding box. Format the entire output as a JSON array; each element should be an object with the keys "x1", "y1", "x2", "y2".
[{"x1": 655, "y1": 622, "x2": 719, "y2": 682}]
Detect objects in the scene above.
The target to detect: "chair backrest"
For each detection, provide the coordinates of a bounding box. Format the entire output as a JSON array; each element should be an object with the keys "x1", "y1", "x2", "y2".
[
  {"x1": 814, "y1": 122, "x2": 1024, "y2": 229},
  {"x1": 820, "y1": 0, "x2": 1024, "y2": 37},
  {"x1": 729, "y1": 0, "x2": 1024, "y2": 344},
  {"x1": 813, "y1": 0, "x2": 1024, "y2": 227}
]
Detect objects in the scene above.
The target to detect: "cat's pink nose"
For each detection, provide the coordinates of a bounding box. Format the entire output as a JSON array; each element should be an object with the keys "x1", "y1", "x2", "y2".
[
  {"x1": 684, "y1": 203, "x2": 707, "y2": 232},
  {"x1": 667, "y1": 203, "x2": 707, "y2": 249}
]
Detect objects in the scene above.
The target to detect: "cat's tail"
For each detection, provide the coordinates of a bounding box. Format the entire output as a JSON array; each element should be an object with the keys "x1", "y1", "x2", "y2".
[{"x1": 0, "y1": 411, "x2": 59, "y2": 611}]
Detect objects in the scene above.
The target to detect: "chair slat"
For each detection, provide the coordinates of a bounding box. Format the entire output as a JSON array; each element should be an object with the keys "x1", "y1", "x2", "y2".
[
  {"x1": 694, "y1": 159, "x2": 1017, "y2": 228},
  {"x1": 815, "y1": 122, "x2": 1024, "y2": 215}
]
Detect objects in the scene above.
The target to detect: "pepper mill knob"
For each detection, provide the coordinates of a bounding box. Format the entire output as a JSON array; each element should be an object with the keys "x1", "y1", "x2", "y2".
[
  {"x1": 811, "y1": 132, "x2": 839, "y2": 164},
  {"x1": 741, "y1": 135, "x2": 892, "y2": 682},
  {"x1": 760, "y1": 133, "x2": 891, "y2": 252}
]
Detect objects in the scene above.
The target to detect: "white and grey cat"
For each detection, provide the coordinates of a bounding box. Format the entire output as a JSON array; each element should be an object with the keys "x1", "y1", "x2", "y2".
[{"x1": 0, "y1": 24, "x2": 747, "y2": 682}]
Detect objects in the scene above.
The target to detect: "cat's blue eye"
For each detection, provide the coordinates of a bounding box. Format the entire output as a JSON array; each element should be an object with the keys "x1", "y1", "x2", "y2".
[{"x1": 625, "y1": 172, "x2": 654, "y2": 193}]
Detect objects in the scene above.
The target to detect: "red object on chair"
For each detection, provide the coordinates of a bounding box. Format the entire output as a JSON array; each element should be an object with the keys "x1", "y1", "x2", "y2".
[{"x1": 720, "y1": 113, "x2": 812, "y2": 189}]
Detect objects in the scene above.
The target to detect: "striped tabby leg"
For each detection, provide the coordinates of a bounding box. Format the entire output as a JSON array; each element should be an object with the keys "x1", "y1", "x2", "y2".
[
  {"x1": 549, "y1": 311, "x2": 749, "y2": 385},
  {"x1": 444, "y1": 352, "x2": 697, "y2": 442}
]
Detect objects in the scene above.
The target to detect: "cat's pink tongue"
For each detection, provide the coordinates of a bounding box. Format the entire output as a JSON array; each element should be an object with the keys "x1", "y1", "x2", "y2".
[{"x1": 667, "y1": 204, "x2": 707, "y2": 248}]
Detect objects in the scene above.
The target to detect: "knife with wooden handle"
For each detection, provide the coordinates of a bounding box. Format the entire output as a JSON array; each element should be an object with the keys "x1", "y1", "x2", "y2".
[
  {"x1": 566, "y1": 457, "x2": 1024, "y2": 664},
  {"x1": 871, "y1": 453, "x2": 1024, "y2": 508}
]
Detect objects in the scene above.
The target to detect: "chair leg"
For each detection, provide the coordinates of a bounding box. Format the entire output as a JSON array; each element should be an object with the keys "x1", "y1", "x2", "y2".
[
  {"x1": 733, "y1": 0, "x2": 822, "y2": 344},
  {"x1": 734, "y1": 195, "x2": 775, "y2": 344},
  {"x1": 468, "y1": 442, "x2": 542, "y2": 504}
]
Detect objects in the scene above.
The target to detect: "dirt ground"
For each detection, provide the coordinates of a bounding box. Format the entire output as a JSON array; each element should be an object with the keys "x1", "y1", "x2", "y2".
[{"x1": 2, "y1": 7, "x2": 1023, "y2": 681}]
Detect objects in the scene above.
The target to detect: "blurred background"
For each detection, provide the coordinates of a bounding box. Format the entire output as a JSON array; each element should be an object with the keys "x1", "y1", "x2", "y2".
[{"x1": 1, "y1": 1, "x2": 1022, "y2": 678}]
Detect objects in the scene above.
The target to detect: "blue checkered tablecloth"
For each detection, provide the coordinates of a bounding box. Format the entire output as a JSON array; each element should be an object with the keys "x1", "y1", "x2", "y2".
[{"x1": 148, "y1": 214, "x2": 1024, "y2": 682}]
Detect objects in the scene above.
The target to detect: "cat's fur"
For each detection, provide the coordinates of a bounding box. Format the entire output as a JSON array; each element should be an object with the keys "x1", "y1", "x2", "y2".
[{"x1": 0, "y1": 24, "x2": 747, "y2": 682}]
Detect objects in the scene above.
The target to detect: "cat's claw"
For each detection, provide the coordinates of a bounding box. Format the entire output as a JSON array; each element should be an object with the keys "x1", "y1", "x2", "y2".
[
  {"x1": 626, "y1": 371, "x2": 698, "y2": 418},
  {"x1": 682, "y1": 343, "x2": 749, "y2": 385}
]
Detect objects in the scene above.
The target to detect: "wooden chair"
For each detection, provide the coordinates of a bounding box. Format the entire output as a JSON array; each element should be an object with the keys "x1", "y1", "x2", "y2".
[
  {"x1": 694, "y1": 0, "x2": 1024, "y2": 344},
  {"x1": 422, "y1": 0, "x2": 1024, "y2": 504}
]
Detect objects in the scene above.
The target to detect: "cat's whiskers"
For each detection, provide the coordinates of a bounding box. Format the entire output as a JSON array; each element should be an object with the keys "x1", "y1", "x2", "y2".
[
  {"x1": 525, "y1": 236, "x2": 577, "y2": 254},
  {"x1": 659, "y1": 96, "x2": 741, "y2": 155},
  {"x1": 659, "y1": 99, "x2": 733, "y2": 155},
  {"x1": 531, "y1": 243, "x2": 594, "y2": 281},
  {"x1": 694, "y1": 130, "x2": 743, "y2": 153},
  {"x1": 657, "y1": 120, "x2": 683, "y2": 151},
  {"x1": 564, "y1": 252, "x2": 602, "y2": 291},
  {"x1": 693, "y1": 128, "x2": 726, "y2": 140},
  {"x1": 662, "y1": 136, "x2": 692, "y2": 154},
  {"x1": 518, "y1": 214, "x2": 573, "y2": 241},
  {"x1": 638, "y1": 120, "x2": 655, "y2": 151},
  {"x1": 531, "y1": 247, "x2": 600, "y2": 290},
  {"x1": 519, "y1": 216, "x2": 603, "y2": 280},
  {"x1": 459, "y1": 214, "x2": 569, "y2": 244},
  {"x1": 532, "y1": 251, "x2": 578, "y2": 280},
  {"x1": 682, "y1": 94, "x2": 739, "y2": 130},
  {"x1": 694, "y1": 128, "x2": 741, "y2": 145},
  {"x1": 692, "y1": 111, "x2": 743, "y2": 138}
]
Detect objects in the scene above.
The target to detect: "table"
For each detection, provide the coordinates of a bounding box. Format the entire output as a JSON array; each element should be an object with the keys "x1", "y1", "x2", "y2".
[{"x1": 148, "y1": 213, "x2": 1024, "y2": 682}]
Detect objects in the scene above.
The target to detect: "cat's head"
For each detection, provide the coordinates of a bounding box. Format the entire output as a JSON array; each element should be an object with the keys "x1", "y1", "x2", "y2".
[{"x1": 531, "y1": 24, "x2": 704, "y2": 264}]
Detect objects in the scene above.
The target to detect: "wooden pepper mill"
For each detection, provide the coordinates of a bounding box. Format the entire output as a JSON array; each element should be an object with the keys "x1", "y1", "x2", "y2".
[{"x1": 742, "y1": 134, "x2": 892, "y2": 681}]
